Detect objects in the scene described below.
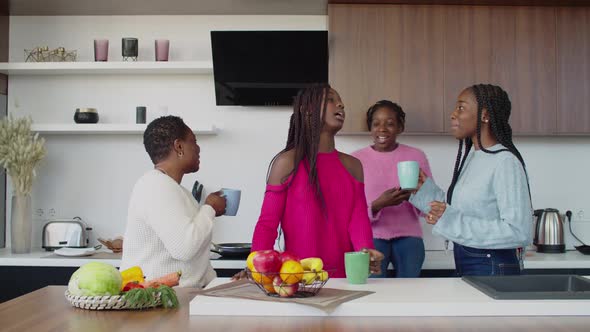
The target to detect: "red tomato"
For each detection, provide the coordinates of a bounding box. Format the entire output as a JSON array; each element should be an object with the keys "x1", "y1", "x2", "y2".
[{"x1": 123, "y1": 282, "x2": 144, "y2": 292}]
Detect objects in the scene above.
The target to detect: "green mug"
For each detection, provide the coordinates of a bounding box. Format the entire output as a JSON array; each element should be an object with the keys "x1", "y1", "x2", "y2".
[{"x1": 344, "y1": 251, "x2": 370, "y2": 284}]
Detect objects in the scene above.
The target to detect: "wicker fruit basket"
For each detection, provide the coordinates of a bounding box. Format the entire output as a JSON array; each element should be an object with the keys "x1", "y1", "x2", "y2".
[
  {"x1": 245, "y1": 270, "x2": 329, "y2": 298},
  {"x1": 65, "y1": 290, "x2": 162, "y2": 310}
]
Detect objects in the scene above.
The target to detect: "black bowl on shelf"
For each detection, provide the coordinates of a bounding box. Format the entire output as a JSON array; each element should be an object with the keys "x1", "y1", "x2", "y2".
[
  {"x1": 74, "y1": 108, "x2": 99, "y2": 123},
  {"x1": 575, "y1": 245, "x2": 590, "y2": 255}
]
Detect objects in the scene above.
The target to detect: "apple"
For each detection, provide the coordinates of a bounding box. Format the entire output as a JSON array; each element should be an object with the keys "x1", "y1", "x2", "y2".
[
  {"x1": 252, "y1": 250, "x2": 282, "y2": 273},
  {"x1": 279, "y1": 251, "x2": 300, "y2": 264},
  {"x1": 273, "y1": 275, "x2": 299, "y2": 297}
]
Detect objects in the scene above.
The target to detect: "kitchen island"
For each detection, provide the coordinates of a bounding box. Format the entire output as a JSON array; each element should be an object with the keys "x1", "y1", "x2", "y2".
[
  {"x1": 3, "y1": 248, "x2": 590, "y2": 302},
  {"x1": 1, "y1": 285, "x2": 590, "y2": 332},
  {"x1": 191, "y1": 278, "x2": 590, "y2": 317}
]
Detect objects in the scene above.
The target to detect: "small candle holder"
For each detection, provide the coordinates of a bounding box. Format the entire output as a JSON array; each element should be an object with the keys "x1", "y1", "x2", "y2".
[
  {"x1": 136, "y1": 106, "x2": 146, "y2": 124},
  {"x1": 155, "y1": 39, "x2": 170, "y2": 61},
  {"x1": 122, "y1": 38, "x2": 138, "y2": 61},
  {"x1": 94, "y1": 39, "x2": 109, "y2": 61}
]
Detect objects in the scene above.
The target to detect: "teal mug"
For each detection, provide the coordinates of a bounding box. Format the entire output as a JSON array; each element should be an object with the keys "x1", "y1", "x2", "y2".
[
  {"x1": 397, "y1": 161, "x2": 419, "y2": 190},
  {"x1": 344, "y1": 251, "x2": 370, "y2": 284}
]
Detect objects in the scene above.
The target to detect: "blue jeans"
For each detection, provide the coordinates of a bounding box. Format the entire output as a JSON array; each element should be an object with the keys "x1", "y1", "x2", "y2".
[
  {"x1": 373, "y1": 237, "x2": 425, "y2": 278},
  {"x1": 453, "y1": 243, "x2": 521, "y2": 276}
]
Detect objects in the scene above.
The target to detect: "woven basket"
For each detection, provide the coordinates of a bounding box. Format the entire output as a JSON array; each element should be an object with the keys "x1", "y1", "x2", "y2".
[{"x1": 65, "y1": 290, "x2": 162, "y2": 310}]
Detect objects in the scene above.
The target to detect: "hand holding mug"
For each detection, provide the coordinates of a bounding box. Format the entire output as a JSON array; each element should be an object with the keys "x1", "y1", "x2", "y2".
[
  {"x1": 372, "y1": 187, "x2": 411, "y2": 213},
  {"x1": 362, "y1": 248, "x2": 384, "y2": 275},
  {"x1": 220, "y1": 188, "x2": 241, "y2": 216},
  {"x1": 205, "y1": 191, "x2": 227, "y2": 217}
]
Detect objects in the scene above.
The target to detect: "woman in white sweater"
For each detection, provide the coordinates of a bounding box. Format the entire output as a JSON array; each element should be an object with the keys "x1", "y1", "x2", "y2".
[{"x1": 121, "y1": 116, "x2": 226, "y2": 288}]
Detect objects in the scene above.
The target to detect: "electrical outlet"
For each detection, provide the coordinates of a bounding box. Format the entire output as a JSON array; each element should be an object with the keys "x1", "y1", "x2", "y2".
[
  {"x1": 48, "y1": 208, "x2": 56, "y2": 218},
  {"x1": 35, "y1": 208, "x2": 44, "y2": 219},
  {"x1": 576, "y1": 210, "x2": 585, "y2": 221}
]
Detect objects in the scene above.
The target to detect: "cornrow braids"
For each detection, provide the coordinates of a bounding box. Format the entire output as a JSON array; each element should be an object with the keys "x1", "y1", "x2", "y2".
[
  {"x1": 447, "y1": 84, "x2": 531, "y2": 204},
  {"x1": 366, "y1": 100, "x2": 406, "y2": 131}
]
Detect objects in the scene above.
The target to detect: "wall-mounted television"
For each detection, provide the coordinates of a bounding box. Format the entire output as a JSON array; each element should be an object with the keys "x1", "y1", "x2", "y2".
[{"x1": 210, "y1": 30, "x2": 328, "y2": 106}]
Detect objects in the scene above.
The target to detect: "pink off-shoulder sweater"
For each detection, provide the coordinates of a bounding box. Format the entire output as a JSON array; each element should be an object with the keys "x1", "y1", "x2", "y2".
[{"x1": 251, "y1": 150, "x2": 375, "y2": 277}]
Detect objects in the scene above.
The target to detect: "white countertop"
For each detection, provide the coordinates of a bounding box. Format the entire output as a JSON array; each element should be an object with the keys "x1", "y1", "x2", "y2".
[
  {"x1": 0, "y1": 248, "x2": 245, "y2": 269},
  {"x1": 190, "y1": 277, "x2": 590, "y2": 317},
  {"x1": 1, "y1": 248, "x2": 590, "y2": 270}
]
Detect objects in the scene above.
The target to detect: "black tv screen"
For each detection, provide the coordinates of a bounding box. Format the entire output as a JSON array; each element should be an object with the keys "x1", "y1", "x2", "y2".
[{"x1": 210, "y1": 31, "x2": 328, "y2": 106}]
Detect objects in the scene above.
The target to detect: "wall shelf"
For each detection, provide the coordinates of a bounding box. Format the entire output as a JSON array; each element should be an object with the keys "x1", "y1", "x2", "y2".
[
  {"x1": 31, "y1": 123, "x2": 219, "y2": 135},
  {"x1": 0, "y1": 61, "x2": 213, "y2": 75}
]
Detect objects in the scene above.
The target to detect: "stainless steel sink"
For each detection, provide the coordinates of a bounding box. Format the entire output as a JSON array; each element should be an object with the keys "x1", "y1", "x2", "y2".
[{"x1": 463, "y1": 275, "x2": 590, "y2": 300}]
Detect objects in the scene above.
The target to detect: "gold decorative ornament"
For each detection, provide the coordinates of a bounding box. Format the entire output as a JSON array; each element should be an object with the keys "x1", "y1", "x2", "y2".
[{"x1": 25, "y1": 46, "x2": 77, "y2": 62}]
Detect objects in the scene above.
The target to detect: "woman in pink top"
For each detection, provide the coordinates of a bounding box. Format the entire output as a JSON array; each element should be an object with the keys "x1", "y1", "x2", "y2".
[
  {"x1": 352, "y1": 100, "x2": 432, "y2": 278},
  {"x1": 251, "y1": 85, "x2": 384, "y2": 278}
]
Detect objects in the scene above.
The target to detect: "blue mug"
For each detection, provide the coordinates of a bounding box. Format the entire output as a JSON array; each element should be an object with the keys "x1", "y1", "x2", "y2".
[
  {"x1": 397, "y1": 161, "x2": 419, "y2": 190},
  {"x1": 221, "y1": 188, "x2": 241, "y2": 216}
]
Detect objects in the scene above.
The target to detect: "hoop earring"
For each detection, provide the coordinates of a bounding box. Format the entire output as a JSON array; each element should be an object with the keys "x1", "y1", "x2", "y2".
[{"x1": 178, "y1": 152, "x2": 184, "y2": 158}]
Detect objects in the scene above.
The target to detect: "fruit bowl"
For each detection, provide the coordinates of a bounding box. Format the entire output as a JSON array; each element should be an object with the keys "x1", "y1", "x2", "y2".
[{"x1": 245, "y1": 269, "x2": 329, "y2": 298}]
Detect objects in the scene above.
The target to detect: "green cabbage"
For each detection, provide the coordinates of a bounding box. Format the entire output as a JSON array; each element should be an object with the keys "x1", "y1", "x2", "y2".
[{"x1": 68, "y1": 262, "x2": 122, "y2": 296}]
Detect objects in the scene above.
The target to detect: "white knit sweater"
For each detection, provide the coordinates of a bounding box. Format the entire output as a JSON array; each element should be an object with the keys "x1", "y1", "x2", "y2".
[{"x1": 121, "y1": 170, "x2": 217, "y2": 288}]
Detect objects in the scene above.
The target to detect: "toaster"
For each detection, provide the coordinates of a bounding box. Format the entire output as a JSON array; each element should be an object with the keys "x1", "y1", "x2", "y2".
[{"x1": 42, "y1": 217, "x2": 92, "y2": 251}]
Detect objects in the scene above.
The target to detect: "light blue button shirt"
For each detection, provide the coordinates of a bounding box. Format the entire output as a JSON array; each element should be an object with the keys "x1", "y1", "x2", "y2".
[{"x1": 410, "y1": 144, "x2": 533, "y2": 249}]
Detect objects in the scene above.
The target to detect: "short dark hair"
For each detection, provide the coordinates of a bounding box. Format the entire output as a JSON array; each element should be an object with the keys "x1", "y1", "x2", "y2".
[
  {"x1": 143, "y1": 115, "x2": 191, "y2": 164},
  {"x1": 366, "y1": 100, "x2": 406, "y2": 131}
]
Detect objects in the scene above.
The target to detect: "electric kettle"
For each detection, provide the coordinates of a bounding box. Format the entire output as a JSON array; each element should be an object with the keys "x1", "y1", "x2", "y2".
[{"x1": 533, "y1": 208, "x2": 565, "y2": 253}]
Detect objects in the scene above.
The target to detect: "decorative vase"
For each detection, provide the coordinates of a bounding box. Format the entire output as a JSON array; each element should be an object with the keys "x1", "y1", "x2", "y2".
[
  {"x1": 155, "y1": 39, "x2": 169, "y2": 61},
  {"x1": 94, "y1": 39, "x2": 109, "y2": 61},
  {"x1": 74, "y1": 108, "x2": 99, "y2": 123},
  {"x1": 11, "y1": 193, "x2": 32, "y2": 254},
  {"x1": 136, "y1": 106, "x2": 146, "y2": 124},
  {"x1": 122, "y1": 38, "x2": 138, "y2": 61}
]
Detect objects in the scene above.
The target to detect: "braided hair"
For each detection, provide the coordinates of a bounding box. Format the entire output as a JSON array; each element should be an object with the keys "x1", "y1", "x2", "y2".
[
  {"x1": 366, "y1": 100, "x2": 406, "y2": 131},
  {"x1": 266, "y1": 84, "x2": 330, "y2": 201},
  {"x1": 447, "y1": 84, "x2": 530, "y2": 204}
]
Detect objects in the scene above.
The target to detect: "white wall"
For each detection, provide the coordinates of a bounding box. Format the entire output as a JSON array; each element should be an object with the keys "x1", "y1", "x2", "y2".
[{"x1": 6, "y1": 15, "x2": 590, "y2": 251}]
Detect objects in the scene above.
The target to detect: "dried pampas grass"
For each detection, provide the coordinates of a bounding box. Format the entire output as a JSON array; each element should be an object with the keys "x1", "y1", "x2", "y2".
[{"x1": 0, "y1": 116, "x2": 46, "y2": 195}]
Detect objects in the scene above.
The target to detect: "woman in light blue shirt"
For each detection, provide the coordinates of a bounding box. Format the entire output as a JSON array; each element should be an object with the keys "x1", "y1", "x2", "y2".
[{"x1": 410, "y1": 84, "x2": 533, "y2": 276}]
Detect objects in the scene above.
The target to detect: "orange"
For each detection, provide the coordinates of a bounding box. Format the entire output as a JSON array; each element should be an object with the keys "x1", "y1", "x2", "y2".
[
  {"x1": 263, "y1": 283, "x2": 277, "y2": 294},
  {"x1": 246, "y1": 251, "x2": 258, "y2": 271},
  {"x1": 279, "y1": 260, "x2": 304, "y2": 285},
  {"x1": 251, "y1": 271, "x2": 273, "y2": 285}
]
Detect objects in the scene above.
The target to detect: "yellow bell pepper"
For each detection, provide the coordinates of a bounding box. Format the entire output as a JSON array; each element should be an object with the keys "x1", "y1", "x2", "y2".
[{"x1": 120, "y1": 266, "x2": 145, "y2": 289}]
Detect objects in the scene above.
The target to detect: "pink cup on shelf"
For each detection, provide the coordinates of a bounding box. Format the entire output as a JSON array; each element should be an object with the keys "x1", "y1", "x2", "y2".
[
  {"x1": 94, "y1": 39, "x2": 109, "y2": 61},
  {"x1": 155, "y1": 39, "x2": 170, "y2": 61}
]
